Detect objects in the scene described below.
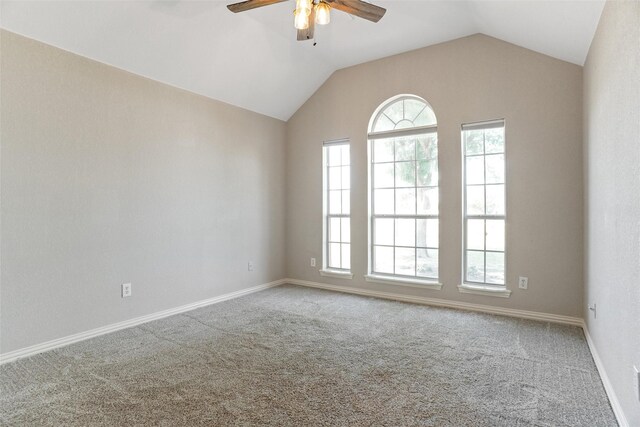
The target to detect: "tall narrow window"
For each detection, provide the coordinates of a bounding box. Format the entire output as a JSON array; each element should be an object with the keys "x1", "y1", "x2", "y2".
[
  {"x1": 462, "y1": 120, "x2": 506, "y2": 287},
  {"x1": 366, "y1": 95, "x2": 440, "y2": 288},
  {"x1": 322, "y1": 140, "x2": 351, "y2": 276}
]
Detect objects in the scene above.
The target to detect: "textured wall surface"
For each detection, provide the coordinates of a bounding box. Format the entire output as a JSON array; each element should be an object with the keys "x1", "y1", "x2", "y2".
[
  {"x1": 583, "y1": 1, "x2": 640, "y2": 424},
  {"x1": 286, "y1": 34, "x2": 584, "y2": 317},
  {"x1": 0, "y1": 31, "x2": 286, "y2": 354}
]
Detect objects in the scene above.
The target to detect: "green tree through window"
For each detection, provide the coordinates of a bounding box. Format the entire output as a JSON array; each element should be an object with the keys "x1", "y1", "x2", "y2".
[{"x1": 368, "y1": 96, "x2": 439, "y2": 281}]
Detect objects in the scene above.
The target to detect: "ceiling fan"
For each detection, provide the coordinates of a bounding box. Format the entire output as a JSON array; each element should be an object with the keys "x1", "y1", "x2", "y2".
[{"x1": 227, "y1": 0, "x2": 386, "y2": 41}]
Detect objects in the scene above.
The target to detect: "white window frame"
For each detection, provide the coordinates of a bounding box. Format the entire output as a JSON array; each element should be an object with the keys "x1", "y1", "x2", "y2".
[
  {"x1": 459, "y1": 119, "x2": 510, "y2": 298},
  {"x1": 321, "y1": 139, "x2": 353, "y2": 279},
  {"x1": 366, "y1": 95, "x2": 442, "y2": 290}
]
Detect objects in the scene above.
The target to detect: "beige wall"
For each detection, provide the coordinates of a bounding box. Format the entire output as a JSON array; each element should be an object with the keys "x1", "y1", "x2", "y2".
[
  {"x1": 584, "y1": 1, "x2": 640, "y2": 424},
  {"x1": 286, "y1": 34, "x2": 584, "y2": 317},
  {"x1": 0, "y1": 30, "x2": 591, "y2": 357},
  {"x1": 0, "y1": 31, "x2": 286, "y2": 354}
]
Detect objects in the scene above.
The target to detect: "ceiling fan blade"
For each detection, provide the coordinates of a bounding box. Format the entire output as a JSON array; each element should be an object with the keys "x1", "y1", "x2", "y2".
[
  {"x1": 297, "y1": 8, "x2": 315, "y2": 41},
  {"x1": 227, "y1": 0, "x2": 288, "y2": 13},
  {"x1": 325, "y1": 0, "x2": 386, "y2": 23}
]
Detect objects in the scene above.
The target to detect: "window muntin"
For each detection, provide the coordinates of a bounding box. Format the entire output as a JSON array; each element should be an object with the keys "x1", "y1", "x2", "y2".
[
  {"x1": 371, "y1": 97, "x2": 437, "y2": 133},
  {"x1": 369, "y1": 96, "x2": 439, "y2": 281},
  {"x1": 462, "y1": 121, "x2": 506, "y2": 286},
  {"x1": 323, "y1": 141, "x2": 350, "y2": 271}
]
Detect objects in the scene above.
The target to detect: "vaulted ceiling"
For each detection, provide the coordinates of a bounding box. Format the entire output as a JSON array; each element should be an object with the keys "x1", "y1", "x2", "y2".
[{"x1": 0, "y1": 1, "x2": 604, "y2": 121}]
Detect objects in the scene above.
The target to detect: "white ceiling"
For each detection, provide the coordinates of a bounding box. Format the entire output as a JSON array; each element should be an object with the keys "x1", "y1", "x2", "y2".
[{"x1": 0, "y1": 0, "x2": 604, "y2": 121}]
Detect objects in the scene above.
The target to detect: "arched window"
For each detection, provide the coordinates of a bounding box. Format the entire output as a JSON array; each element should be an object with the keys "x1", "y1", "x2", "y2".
[{"x1": 366, "y1": 95, "x2": 440, "y2": 286}]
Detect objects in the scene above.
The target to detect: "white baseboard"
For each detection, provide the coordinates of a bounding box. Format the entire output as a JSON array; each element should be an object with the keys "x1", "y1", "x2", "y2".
[
  {"x1": 583, "y1": 325, "x2": 628, "y2": 427},
  {"x1": 286, "y1": 278, "x2": 629, "y2": 423},
  {"x1": 0, "y1": 279, "x2": 286, "y2": 365},
  {"x1": 284, "y1": 278, "x2": 583, "y2": 326},
  {"x1": 1, "y1": 276, "x2": 626, "y2": 425}
]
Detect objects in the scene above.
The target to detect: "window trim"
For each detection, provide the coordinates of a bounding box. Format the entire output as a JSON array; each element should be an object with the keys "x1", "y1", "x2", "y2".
[
  {"x1": 461, "y1": 119, "x2": 508, "y2": 290},
  {"x1": 367, "y1": 95, "x2": 441, "y2": 286},
  {"x1": 320, "y1": 269, "x2": 354, "y2": 279},
  {"x1": 365, "y1": 274, "x2": 442, "y2": 290},
  {"x1": 322, "y1": 139, "x2": 351, "y2": 274},
  {"x1": 367, "y1": 124, "x2": 437, "y2": 140}
]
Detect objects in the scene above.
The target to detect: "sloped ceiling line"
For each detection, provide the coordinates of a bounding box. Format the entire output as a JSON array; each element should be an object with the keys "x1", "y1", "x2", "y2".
[{"x1": 0, "y1": 0, "x2": 605, "y2": 120}]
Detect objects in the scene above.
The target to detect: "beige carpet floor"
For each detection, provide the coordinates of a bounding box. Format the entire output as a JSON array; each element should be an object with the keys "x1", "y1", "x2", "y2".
[{"x1": 1, "y1": 284, "x2": 617, "y2": 426}]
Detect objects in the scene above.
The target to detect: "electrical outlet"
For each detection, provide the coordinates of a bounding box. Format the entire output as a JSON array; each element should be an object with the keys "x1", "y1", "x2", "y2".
[
  {"x1": 310, "y1": 258, "x2": 316, "y2": 267},
  {"x1": 588, "y1": 303, "x2": 597, "y2": 319},
  {"x1": 634, "y1": 366, "x2": 639, "y2": 402},
  {"x1": 121, "y1": 283, "x2": 132, "y2": 298},
  {"x1": 247, "y1": 261, "x2": 254, "y2": 272},
  {"x1": 518, "y1": 276, "x2": 528, "y2": 289}
]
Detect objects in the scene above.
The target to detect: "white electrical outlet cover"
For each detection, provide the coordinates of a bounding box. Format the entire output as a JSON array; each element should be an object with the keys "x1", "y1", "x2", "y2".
[
  {"x1": 518, "y1": 276, "x2": 528, "y2": 289},
  {"x1": 634, "y1": 366, "x2": 640, "y2": 401},
  {"x1": 310, "y1": 258, "x2": 316, "y2": 267}
]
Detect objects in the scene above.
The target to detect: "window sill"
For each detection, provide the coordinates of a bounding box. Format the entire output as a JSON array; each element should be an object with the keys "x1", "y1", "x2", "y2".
[
  {"x1": 364, "y1": 274, "x2": 442, "y2": 290},
  {"x1": 319, "y1": 269, "x2": 354, "y2": 279},
  {"x1": 458, "y1": 284, "x2": 511, "y2": 298}
]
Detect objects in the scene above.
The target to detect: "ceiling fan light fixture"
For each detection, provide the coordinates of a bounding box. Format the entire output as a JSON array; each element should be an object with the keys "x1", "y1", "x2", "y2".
[
  {"x1": 315, "y1": 2, "x2": 331, "y2": 25},
  {"x1": 295, "y1": 0, "x2": 313, "y2": 16},
  {"x1": 294, "y1": 8, "x2": 309, "y2": 29},
  {"x1": 227, "y1": 0, "x2": 386, "y2": 41}
]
